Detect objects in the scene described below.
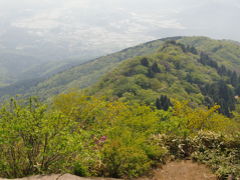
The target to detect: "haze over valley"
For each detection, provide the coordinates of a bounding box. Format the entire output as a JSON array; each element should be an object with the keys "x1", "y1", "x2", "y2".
[{"x1": 0, "y1": 0, "x2": 240, "y2": 87}]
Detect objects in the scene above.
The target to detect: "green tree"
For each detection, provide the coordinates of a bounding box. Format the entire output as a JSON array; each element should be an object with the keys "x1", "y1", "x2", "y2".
[
  {"x1": 140, "y1": 58, "x2": 149, "y2": 67},
  {"x1": 201, "y1": 81, "x2": 236, "y2": 117},
  {"x1": 156, "y1": 95, "x2": 172, "y2": 111},
  {"x1": 230, "y1": 71, "x2": 238, "y2": 87},
  {"x1": 151, "y1": 62, "x2": 161, "y2": 73}
]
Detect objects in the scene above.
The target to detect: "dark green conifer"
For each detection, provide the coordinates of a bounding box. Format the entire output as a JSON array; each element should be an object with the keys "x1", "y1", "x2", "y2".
[
  {"x1": 140, "y1": 58, "x2": 149, "y2": 67},
  {"x1": 156, "y1": 95, "x2": 172, "y2": 111},
  {"x1": 151, "y1": 62, "x2": 161, "y2": 73}
]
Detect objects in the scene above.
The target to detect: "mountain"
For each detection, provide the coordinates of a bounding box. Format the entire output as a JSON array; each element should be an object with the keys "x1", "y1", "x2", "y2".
[
  {"x1": 89, "y1": 41, "x2": 206, "y2": 103},
  {"x1": 0, "y1": 37, "x2": 178, "y2": 98},
  {"x1": 0, "y1": 56, "x2": 88, "y2": 98},
  {"x1": 1, "y1": 36, "x2": 240, "y2": 107},
  {"x1": 89, "y1": 40, "x2": 239, "y2": 116},
  {"x1": 0, "y1": 51, "x2": 42, "y2": 86},
  {"x1": 0, "y1": 50, "x2": 85, "y2": 87},
  {"x1": 178, "y1": 37, "x2": 240, "y2": 73}
]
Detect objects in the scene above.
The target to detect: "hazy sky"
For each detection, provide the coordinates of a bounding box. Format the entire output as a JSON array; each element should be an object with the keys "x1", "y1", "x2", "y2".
[{"x1": 0, "y1": 0, "x2": 240, "y2": 58}]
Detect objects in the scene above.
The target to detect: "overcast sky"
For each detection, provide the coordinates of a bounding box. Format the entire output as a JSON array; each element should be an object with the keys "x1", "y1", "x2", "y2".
[{"x1": 0, "y1": 0, "x2": 240, "y2": 58}]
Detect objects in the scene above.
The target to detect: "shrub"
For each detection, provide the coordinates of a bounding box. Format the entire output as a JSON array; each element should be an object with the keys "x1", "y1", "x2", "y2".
[
  {"x1": 0, "y1": 98, "x2": 85, "y2": 178},
  {"x1": 54, "y1": 93, "x2": 169, "y2": 178},
  {"x1": 191, "y1": 131, "x2": 240, "y2": 179},
  {"x1": 101, "y1": 142, "x2": 151, "y2": 178},
  {"x1": 152, "y1": 131, "x2": 240, "y2": 179},
  {"x1": 73, "y1": 163, "x2": 89, "y2": 177},
  {"x1": 97, "y1": 109, "x2": 168, "y2": 178}
]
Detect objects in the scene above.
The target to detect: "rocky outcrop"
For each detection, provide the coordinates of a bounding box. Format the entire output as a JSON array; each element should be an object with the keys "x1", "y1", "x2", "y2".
[{"x1": 0, "y1": 174, "x2": 121, "y2": 180}]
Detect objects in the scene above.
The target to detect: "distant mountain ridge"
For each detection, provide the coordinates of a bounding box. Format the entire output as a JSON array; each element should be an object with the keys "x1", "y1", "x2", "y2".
[
  {"x1": 0, "y1": 36, "x2": 169, "y2": 98},
  {"x1": 1, "y1": 36, "x2": 240, "y2": 103},
  {"x1": 88, "y1": 40, "x2": 240, "y2": 116}
]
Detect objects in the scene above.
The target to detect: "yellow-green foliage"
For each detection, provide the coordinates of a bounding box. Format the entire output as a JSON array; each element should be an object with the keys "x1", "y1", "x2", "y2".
[
  {"x1": 0, "y1": 92, "x2": 239, "y2": 179},
  {"x1": 53, "y1": 92, "x2": 167, "y2": 178},
  {"x1": 173, "y1": 101, "x2": 235, "y2": 134},
  {"x1": 159, "y1": 100, "x2": 238, "y2": 136},
  {"x1": 54, "y1": 92, "x2": 240, "y2": 178},
  {"x1": 0, "y1": 98, "x2": 87, "y2": 178}
]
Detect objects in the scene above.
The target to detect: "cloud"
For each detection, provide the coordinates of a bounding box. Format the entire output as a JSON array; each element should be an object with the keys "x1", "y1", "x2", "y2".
[
  {"x1": 1, "y1": 0, "x2": 240, "y2": 59},
  {"x1": 62, "y1": 0, "x2": 91, "y2": 8},
  {"x1": 131, "y1": 13, "x2": 186, "y2": 30},
  {"x1": 12, "y1": 9, "x2": 63, "y2": 29}
]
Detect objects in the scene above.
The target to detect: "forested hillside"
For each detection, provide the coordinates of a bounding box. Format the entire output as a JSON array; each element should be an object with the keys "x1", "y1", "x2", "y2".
[
  {"x1": 1, "y1": 36, "x2": 240, "y2": 100},
  {"x1": 0, "y1": 51, "x2": 42, "y2": 86},
  {"x1": 0, "y1": 37, "x2": 172, "y2": 98},
  {"x1": 0, "y1": 51, "x2": 85, "y2": 89},
  {"x1": 89, "y1": 40, "x2": 240, "y2": 117},
  {"x1": 178, "y1": 37, "x2": 240, "y2": 73}
]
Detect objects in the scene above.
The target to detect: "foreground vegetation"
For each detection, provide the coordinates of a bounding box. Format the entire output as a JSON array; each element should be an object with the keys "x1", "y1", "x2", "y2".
[{"x1": 0, "y1": 92, "x2": 239, "y2": 179}]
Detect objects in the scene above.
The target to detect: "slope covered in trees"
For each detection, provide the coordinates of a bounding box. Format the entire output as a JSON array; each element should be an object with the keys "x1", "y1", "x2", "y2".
[
  {"x1": 0, "y1": 51, "x2": 84, "y2": 89},
  {"x1": 88, "y1": 41, "x2": 240, "y2": 117},
  {"x1": 10, "y1": 38, "x2": 172, "y2": 98},
  {"x1": 0, "y1": 52, "x2": 42, "y2": 86},
  {"x1": 1, "y1": 36, "x2": 240, "y2": 103},
  {"x1": 1, "y1": 36, "x2": 239, "y2": 100},
  {"x1": 178, "y1": 37, "x2": 240, "y2": 73}
]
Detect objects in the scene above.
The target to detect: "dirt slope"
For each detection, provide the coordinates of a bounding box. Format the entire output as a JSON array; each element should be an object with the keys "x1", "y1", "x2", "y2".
[{"x1": 138, "y1": 160, "x2": 217, "y2": 180}]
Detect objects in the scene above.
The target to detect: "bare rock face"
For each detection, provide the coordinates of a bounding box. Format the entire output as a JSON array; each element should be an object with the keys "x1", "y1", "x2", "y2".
[{"x1": 0, "y1": 174, "x2": 121, "y2": 180}]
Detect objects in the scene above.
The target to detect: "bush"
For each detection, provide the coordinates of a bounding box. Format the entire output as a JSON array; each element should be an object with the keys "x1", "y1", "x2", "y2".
[
  {"x1": 101, "y1": 142, "x2": 151, "y2": 178},
  {"x1": 191, "y1": 131, "x2": 240, "y2": 179},
  {"x1": 53, "y1": 93, "x2": 169, "y2": 178},
  {"x1": 154, "y1": 135, "x2": 193, "y2": 159},
  {"x1": 0, "y1": 98, "x2": 85, "y2": 178},
  {"x1": 73, "y1": 163, "x2": 89, "y2": 177},
  {"x1": 152, "y1": 131, "x2": 240, "y2": 179},
  {"x1": 98, "y1": 114, "x2": 168, "y2": 178}
]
